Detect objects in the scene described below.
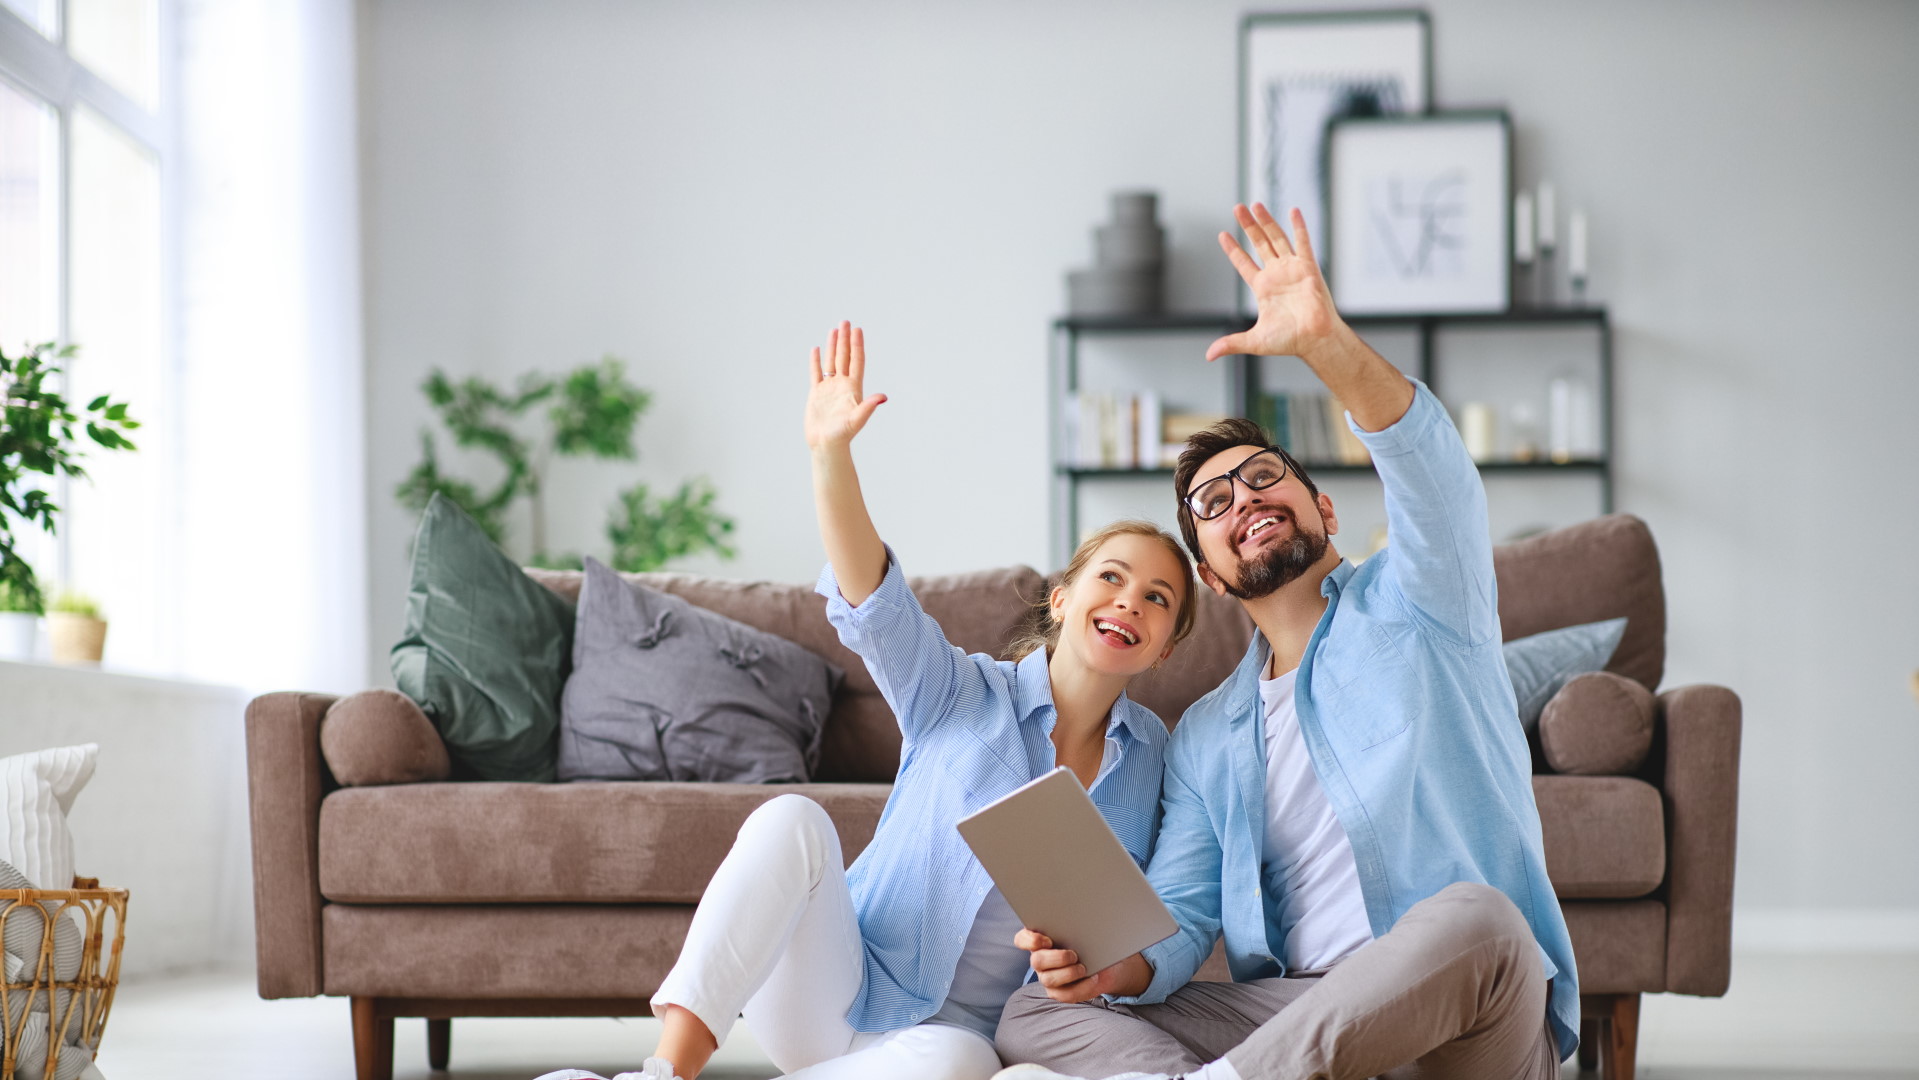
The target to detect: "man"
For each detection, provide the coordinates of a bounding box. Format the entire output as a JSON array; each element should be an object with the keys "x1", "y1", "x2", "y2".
[{"x1": 991, "y1": 204, "x2": 1577, "y2": 1080}]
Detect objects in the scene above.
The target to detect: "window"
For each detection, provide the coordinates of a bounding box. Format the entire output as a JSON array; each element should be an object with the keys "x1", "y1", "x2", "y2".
[{"x1": 1, "y1": 0, "x2": 173, "y2": 673}]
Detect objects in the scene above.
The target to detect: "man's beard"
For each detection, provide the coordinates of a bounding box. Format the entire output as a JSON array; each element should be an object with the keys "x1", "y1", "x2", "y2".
[{"x1": 1219, "y1": 526, "x2": 1329, "y2": 600}]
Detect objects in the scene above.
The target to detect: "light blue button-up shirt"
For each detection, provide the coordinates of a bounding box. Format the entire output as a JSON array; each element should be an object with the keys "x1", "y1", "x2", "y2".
[
  {"x1": 817, "y1": 551, "x2": 1170, "y2": 1034},
  {"x1": 1121, "y1": 382, "x2": 1579, "y2": 1062}
]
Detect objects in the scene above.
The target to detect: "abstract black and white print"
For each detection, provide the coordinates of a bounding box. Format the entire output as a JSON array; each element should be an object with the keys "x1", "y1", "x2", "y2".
[
  {"x1": 1361, "y1": 169, "x2": 1469, "y2": 281},
  {"x1": 1257, "y1": 74, "x2": 1406, "y2": 256},
  {"x1": 1324, "y1": 112, "x2": 1510, "y2": 314},
  {"x1": 1239, "y1": 12, "x2": 1429, "y2": 306}
]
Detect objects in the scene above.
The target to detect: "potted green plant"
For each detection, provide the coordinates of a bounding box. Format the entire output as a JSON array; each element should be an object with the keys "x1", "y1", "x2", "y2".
[
  {"x1": 396, "y1": 356, "x2": 734, "y2": 570},
  {"x1": 0, "y1": 576, "x2": 40, "y2": 661},
  {"x1": 47, "y1": 587, "x2": 106, "y2": 665},
  {"x1": 0, "y1": 340, "x2": 139, "y2": 657}
]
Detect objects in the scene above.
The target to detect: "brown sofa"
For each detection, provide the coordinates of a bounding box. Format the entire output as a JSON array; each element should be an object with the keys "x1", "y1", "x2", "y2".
[{"x1": 246, "y1": 513, "x2": 1739, "y2": 1080}]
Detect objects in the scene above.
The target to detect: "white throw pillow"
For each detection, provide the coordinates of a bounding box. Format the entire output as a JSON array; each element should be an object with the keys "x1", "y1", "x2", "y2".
[{"x1": 0, "y1": 745, "x2": 99, "y2": 891}]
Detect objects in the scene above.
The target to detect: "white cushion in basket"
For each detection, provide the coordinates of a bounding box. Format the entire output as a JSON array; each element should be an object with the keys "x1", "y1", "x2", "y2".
[
  {"x1": 0, "y1": 744, "x2": 98, "y2": 891},
  {"x1": 1, "y1": 859, "x2": 99, "y2": 1080},
  {"x1": 2, "y1": 860, "x2": 84, "y2": 991}
]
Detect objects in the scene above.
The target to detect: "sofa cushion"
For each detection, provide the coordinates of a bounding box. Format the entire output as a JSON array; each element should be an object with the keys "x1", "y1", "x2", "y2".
[
  {"x1": 391, "y1": 492, "x2": 575, "y2": 782},
  {"x1": 1559, "y1": 899, "x2": 1667, "y2": 994},
  {"x1": 559, "y1": 557, "x2": 840, "y2": 784},
  {"x1": 1503, "y1": 618, "x2": 1627, "y2": 733},
  {"x1": 1540, "y1": 671, "x2": 1656, "y2": 776},
  {"x1": 1494, "y1": 513, "x2": 1665, "y2": 692},
  {"x1": 323, "y1": 903, "x2": 694, "y2": 999},
  {"x1": 317, "y1": 781, "x2": 890, "y2": 904},
  {"x1": 528, "y1": 564, "x2": 1044, "y2": 783},
  {"x1": 320, "y1": 689, "x2": 452, "y2": 786},
  {"x1": 1533, "y1": 775, "x2": 1666, "y2": 898}
]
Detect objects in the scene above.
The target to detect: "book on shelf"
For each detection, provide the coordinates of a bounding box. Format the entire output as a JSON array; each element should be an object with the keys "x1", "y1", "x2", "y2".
[
  {"x1": 1162, "y1": 409, "x2": 1232, "y2": 444},
  {"x1": 1253, "y1": 390, "x2": 1371, "y2": 467},
  {"x1": 1161, "y1": 409, "x2": 1233, "y2": 468},
  {"x1": 1066, "y1": 391, "x2": 1184, "y2": 469},
  {"x1": 1070, "y1": 393, "x2": 1381, "y2": 471},
  {"x1": 1328, "y1": 396, "x2": 1370, "y2": 465},
  {"x1": 1136, "y1": 392, "x2": 1161, "y2": 470}
]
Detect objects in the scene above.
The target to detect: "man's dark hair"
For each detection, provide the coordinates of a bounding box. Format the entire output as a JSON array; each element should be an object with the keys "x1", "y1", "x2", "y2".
[{"x1": 1173, "y1": 417, "x2": 1319, "y2": 564}]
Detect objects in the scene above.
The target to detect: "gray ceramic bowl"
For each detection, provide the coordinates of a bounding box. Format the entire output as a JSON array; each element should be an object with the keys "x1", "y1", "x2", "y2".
[
  {"x1": 1095, "y1": 222, "x2": 1165, "y2": 269},
  {"x1": 1067, "y1": 266, "x2": 1163, "y2": 316},
  {"x1": 1110, "y1": 190, "x2": 1158, "y2": 224}
]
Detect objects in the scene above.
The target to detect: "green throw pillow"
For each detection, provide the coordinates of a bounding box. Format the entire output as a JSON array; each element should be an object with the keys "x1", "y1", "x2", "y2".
[{"x1": 390, "y1": 492, "x2": 574, "y2": 781}]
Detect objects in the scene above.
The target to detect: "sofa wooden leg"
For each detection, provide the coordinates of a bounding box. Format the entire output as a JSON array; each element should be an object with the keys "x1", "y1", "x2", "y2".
[
  {"x1": 1602, "y1": 993, "x2": 1640, "y2": 1080},
  {"x1": 427, "y1": 1017, "x2": 452, "y2": 1070},
  {"x1": 1578, "y1": 1017, "x2": 1600, "y2": 1071},
  {"x1": 351, "y1": 997, "x2": 395, "y2": 1080}
]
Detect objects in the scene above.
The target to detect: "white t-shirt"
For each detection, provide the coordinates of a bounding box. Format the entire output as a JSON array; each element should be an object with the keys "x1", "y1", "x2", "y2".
[
  {"x1": 927, "y1": 885, "x2": 1031, "y2": 1038},
  {"x1": 931, "y1": 724, "x2": 1125, "y2": 1038},
  {"x1": 1258, "y1": 667, "x2": 1373, "y2": 971}
]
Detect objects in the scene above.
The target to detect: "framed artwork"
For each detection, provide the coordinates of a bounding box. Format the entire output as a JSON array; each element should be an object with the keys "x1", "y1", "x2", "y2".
[
  {"x1": 1238, "y1": 9, "x2": 1431, "y2": 310},
  {"x1": 1324, "y1": 110, "x2": 1513, "y2": 315}
]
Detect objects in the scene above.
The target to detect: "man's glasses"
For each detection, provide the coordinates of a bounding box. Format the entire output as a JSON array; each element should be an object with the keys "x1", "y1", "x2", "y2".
[{"x1": 1185, "y1": 448, "x2": 1289, "y2": 521}]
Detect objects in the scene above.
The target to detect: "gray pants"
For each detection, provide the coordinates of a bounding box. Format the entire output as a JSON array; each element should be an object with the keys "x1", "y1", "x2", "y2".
[{"x1": 995, "y1": 882, "x2": 1561, "y2": 1080}]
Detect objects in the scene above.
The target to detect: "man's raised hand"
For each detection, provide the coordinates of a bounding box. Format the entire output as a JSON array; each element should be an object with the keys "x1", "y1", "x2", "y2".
[
  {"x1": 805, "y1": 320, "x2": 887, "y2": 451},
  {"x1": 1205, "y1": 203, "x2": 1343, "y2": 363}
]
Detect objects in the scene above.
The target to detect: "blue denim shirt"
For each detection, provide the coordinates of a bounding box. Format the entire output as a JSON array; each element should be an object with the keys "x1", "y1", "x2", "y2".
[
  {"x1": 1120, "y1": 382, "x2": 1579, "y2": 1061},
  {"x1": 817, "y1": 550, "x2": 1169, "y2": 1034}
]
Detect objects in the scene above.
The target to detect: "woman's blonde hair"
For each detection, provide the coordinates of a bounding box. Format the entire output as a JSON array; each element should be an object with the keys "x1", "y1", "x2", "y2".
[{"x1": 1003, "y1": 519, "x2": 1199, "y2": 662}]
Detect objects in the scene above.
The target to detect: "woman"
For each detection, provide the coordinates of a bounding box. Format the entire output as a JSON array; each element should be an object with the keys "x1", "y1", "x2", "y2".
[{"x1": 540, "y1": 322, "x2": 1198, "y2": 1080}]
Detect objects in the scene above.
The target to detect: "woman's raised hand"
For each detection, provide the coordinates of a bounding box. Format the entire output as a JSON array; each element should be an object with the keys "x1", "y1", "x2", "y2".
[
  {"x1": 805, "y1": 320, "x2": 888, "y2": 451},
  {"x1": 1205, "y1": 203, "x2": 1343, "y2": 363}
]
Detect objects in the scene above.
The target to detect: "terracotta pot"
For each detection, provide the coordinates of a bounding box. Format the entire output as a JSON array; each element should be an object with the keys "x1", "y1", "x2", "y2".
[{"x1": 48, "y1": 613, "x2": 107, "y2": 664}]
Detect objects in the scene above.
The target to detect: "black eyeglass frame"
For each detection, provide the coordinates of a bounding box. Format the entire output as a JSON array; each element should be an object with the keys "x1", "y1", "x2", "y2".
[{"x1": 1184, "y1": 447, "x2": 1292, "y2": 521}]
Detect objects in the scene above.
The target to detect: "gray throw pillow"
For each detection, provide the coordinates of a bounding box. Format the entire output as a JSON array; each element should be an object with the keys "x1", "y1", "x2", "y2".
[
  {"x1": 1503, "y1": 617, "x2": 1629, "y2": 733},
  {"x1": 558, "y1": 557, "x2": 842, "y2": 783}
]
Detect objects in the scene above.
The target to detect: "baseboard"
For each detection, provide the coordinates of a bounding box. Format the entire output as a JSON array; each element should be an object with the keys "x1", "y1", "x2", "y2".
[{"x1": 1732, "y1": 907, "x2": 1919, "y2": 952}]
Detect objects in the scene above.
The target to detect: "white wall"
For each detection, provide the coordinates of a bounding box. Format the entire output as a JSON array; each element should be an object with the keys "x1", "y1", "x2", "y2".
[
  {"x1": 0, "y1": 661, "x2": 254, "y2": 977},
  {"x1": 358, "y1": 0, "x2": 1919, "y2": 917}
]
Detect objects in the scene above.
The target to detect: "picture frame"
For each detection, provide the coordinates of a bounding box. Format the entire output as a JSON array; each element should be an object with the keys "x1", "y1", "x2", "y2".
[
  {"x1": 1237, "y1": 9, "x2": 1432, "y2": 311},
  {"x1": 1324, "y1": 110, "x2": 1513, "y2": 315}
]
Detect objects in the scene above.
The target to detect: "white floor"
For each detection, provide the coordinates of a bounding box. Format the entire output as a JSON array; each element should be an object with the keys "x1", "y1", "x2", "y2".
[{"x1": 95, "y1": 953, "x2": 1919, "y2": 1080}]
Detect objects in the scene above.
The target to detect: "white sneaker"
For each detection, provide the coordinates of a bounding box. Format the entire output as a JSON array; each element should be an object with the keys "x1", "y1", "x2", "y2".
[
  {"x1": 532, "y1": 1059, "x2": 683, "y2": 1080},
  {"x1": 990, "y1": 1065, "x2": 1168, "y2": 1080}
]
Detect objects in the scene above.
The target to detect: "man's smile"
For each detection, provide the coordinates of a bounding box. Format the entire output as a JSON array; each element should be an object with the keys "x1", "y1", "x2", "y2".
[{"x1": 1236, "y1": 510, "x2": 1291, "y2": 550}]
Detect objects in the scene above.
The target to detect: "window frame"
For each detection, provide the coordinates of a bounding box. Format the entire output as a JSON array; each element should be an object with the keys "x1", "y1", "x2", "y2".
[{"x1": 1, "y1": 0, "x2": 179, "y2": 668}]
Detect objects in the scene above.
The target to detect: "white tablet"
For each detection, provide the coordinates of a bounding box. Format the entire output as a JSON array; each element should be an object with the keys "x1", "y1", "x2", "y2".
[{"x1": 956, "y1": 766, "x2": 1177, "y2": 975}]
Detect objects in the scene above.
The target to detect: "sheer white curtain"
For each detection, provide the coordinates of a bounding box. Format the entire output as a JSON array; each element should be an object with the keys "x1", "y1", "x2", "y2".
[{"x1": 175, "y1": 0, "x2": 365, "y2": 697}]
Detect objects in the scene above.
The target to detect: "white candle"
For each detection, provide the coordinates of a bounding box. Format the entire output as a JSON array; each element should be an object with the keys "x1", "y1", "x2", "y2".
[
  {"x1": 1569, "y1": 210, "x2": 1589, "y2": 279},
  {"x1": 1514, "y1": 191, "x2": 1535, "y2": 263},
  {"x1": 1537, "y1": 183, "x2": 1556, "y2": 250},
  {"x1": 1548, "y1": 377, "x2": 1573, "y2": 463},
  {"x1": 1461, "y1": 402, "x2": 1497, "y2": 462}
]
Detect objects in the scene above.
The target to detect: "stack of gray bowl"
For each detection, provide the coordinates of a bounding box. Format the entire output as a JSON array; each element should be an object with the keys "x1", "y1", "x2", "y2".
[{"x1": 1067, "y1": 191, "x2": 1165, "y2": 317}]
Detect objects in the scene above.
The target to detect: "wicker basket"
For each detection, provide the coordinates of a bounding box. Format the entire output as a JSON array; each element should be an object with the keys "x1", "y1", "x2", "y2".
[{"x1": 0, "y1": 877, "x2": 127, "y2": 1080}]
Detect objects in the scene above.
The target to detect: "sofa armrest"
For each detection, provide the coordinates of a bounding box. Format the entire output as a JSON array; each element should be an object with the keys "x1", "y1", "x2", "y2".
[
  {"x1": 1655, "y1": 683, "x2": 1742, "y2": 996},
  {"x1": 246, "y1": 691, "x2": 339, "y2": 998}
]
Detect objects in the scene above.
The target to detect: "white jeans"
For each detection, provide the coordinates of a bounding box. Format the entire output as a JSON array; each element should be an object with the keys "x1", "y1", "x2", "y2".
[{"x1": 650, "y1": 794, "x2": 1002, "y2": 1080}]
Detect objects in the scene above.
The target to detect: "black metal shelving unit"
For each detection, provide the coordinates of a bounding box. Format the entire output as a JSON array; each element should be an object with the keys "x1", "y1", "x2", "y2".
[{"x1": 1050, "y1": 307, "x2": 1613, "y2": 566}]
